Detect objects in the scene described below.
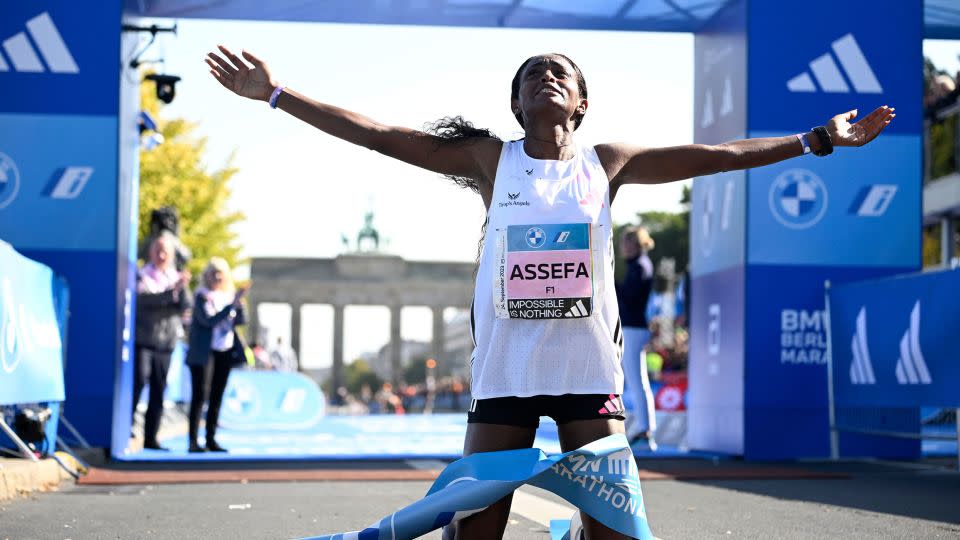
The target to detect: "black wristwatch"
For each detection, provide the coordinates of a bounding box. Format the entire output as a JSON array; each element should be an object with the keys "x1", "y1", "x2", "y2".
[{"x1": 810, "y1": 126, "x2": 833, "y2": 157}]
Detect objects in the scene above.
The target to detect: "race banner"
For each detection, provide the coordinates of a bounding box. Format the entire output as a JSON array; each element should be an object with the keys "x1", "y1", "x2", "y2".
[
  {"x1": 828, "y1": 267, "x2": 960, "y2": 408},
  {"x1": 303, "y1": 434, "x2": 653, "y2": 540}
]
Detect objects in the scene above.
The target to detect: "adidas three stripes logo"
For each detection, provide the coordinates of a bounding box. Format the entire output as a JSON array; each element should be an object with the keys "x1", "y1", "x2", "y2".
[
  {"x1": 1, "y1": 13, "x2": 78, "y2": 74},
  {"x1": 787, "y1": 34, "x2": 880, "y2": 94}
]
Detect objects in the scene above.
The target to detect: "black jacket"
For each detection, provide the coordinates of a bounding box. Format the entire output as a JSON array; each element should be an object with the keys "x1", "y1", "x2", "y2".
[
  {"x1": 185, "y1": 289, "x2": 246, "y2": 367},
  {"x1": 135, "y1": 286, "x2": 192, "y2": 351},
  {"x1": 616, "y1": 254, "x2": 654, "y2": 329}
]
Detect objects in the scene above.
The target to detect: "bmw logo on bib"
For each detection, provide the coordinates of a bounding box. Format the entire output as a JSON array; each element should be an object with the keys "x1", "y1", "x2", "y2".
[
  {"x1": 526, "y1": 226, "x2": 546, "y2": 248},
  {"x1": 768, "y1": 168, "x2": 828, "y2": 229}
]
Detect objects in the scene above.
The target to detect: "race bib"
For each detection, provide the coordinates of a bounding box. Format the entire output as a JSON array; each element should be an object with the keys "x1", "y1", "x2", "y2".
[{"x1": 494, "y1": 223, "x2": 598, "y2": 320}]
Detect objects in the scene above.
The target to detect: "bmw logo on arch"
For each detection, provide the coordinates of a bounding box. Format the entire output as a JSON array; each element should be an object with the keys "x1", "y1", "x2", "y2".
[
  {"x1": 526, "y1": 227, "x2": 546, "y2": 248},
  {"x1": 768, "y1": 168, "x2": 828, "y2": 229},
  {"x1": 0, "y1": 152, "x2": 21, "y2": 210}
]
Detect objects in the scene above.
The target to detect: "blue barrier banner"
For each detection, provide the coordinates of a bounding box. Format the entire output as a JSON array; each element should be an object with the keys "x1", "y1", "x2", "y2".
[
  {"x1": 0, "y1": 241, "x2": 65, "y2": 405},
  {"x1": 829, "y1": 268, "x2": 960, "y2": 408},
  {"x1": 219, "y1": 370, "x2": 325, "y2": 431},
  {"x1": 303, "y1": 434, "x2": 652, "y2": 540}
]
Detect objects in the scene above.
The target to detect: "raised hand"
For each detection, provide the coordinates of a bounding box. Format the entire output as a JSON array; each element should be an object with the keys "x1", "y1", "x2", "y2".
[
  {"x1": 205, "y1": 45, "x2": 277, "y2": 102},
  {"x1": 827, "y1": 105, "x2": 895, "y2": 148}
]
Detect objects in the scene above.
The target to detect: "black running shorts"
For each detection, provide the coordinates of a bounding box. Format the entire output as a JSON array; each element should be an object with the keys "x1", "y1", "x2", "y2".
[{"x1": 467, "y1": 393, "x2": 626, "y2": 428}]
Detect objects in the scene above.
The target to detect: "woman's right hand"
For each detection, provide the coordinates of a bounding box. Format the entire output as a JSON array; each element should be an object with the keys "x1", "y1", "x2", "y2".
[
  {"x1": 232, "y1": 286, "x2": 248, "y2": 308},
  {"x1": 206, "y1": 45, "x2": 277, "y2": 102}
]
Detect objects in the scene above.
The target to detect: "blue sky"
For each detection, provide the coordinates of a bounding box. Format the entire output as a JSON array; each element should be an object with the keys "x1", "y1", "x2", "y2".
[{"x1": 146, "y1": 19, "x2": 959, "y2": 369}]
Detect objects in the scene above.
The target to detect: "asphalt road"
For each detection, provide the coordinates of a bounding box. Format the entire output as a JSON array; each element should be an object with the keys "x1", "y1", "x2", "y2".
[{"x1": 2, "y1": 459, "x2": 959, "y2": 540}]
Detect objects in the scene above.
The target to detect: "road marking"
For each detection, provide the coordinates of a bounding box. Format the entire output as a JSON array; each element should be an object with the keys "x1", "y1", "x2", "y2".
[
  {"x1": 511, "y1": 488, "x2": 664, "y2": 539},
  {"x1": 511, "y1": 488, "x2": 575, "y2": 527}
]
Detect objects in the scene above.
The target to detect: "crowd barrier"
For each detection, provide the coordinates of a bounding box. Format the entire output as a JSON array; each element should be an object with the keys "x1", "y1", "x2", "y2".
[
  {"x1": 0, "y1": 241, "x2": 68, "y2": 459},
  {"x1": 826, "y1": 267, "x2": 960, "y2": 466}
]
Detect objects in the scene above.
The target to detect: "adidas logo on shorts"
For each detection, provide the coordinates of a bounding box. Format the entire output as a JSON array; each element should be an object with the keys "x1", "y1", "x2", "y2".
[{"x1": 598, "y1": 394, "x2": 624, "y2": 416}]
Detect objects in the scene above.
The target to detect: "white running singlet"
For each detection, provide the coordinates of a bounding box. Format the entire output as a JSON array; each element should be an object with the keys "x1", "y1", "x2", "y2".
[{"x1": 470, "y1": 139, "x2": 624, "y2": 399}]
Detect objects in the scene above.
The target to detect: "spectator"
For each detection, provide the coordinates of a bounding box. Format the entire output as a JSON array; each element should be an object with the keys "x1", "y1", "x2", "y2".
[
  {"x1": 139, "y1": 206, "x2": 192, "y2": 272},
  {"x1": 133, "y1": 232, "x2": 192, "y2": 451},
  {"x1": 248, "y1": 340, "x2": 274, "y2": 369},
  {"x1": 185, "y1": 257, "x2": 247, "y2": 453},
  {"x1": 615, "y1": 226, "x2": 658, "y2": 451},
  {"x1": 269, "y1": 336, "x2": 299, "y2": 372}
]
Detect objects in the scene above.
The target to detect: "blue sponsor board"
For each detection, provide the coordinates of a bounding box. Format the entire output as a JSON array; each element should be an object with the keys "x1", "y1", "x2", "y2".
[
  {"x1": 690, "y1": 171, "x2": 745, "y2": 277},
  {"x1": 0, "y1": 242, "x2": 65, "y2": 405},
  {"x1": 829, "y1": 268, "x2": 960, "y2": 408},
  {"x1": 744, "y1": 264, "x2": 918, "y2": 459},
  {"x1": 506, "y1": 223, "x2": 589, "y2": 252},
  {"x1": 0, "y1": 114, "x2": 118, "y2": 251},
  {"x1": 0, "y1": 3, "x2": 121, "y2": 116},
  {"x1": 693, "y1": 0, "x2": 746, "y2": 146},
  {"x1": 747, "y1": 133, "x2": 920, "y2": 268},
  {"x1": 687, "y1": 265, "x2": 745, "y2": 455},
  {"x1": 748, "y1": 0, "x2": 921, "y2": 137}
]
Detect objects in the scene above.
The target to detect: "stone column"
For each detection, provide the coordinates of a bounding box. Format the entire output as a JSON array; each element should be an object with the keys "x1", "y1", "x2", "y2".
[
  {"x1": 941, "y1": 216, "x2": 955, "y2": 267},
  {"x1": 290, "y1": 302, "x2": 302, "y2": 371},
  {"x1": 389, "y1": 305, "x2": 402, "y2": 386},
  {"x1": 431, "y1": 306, "x2": 445, "y2": 368},
  {"x1": 332, "y1": 304, "x2": 344, "y2": 392},
  {"x1": 246, "y1": 291, "x2": 260, "y2": 345}
]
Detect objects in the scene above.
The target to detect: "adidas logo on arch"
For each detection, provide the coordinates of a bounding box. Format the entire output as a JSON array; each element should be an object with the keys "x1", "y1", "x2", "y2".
[
  {"x1": 786, "y1": 34, "x2": 880, "y2": 94},
  {"x1": 0, "y1": 12, "x2": 78, "y2": 74},
  {"x1": 895, "y1": 301, "x2": 931, "y2": 385}
]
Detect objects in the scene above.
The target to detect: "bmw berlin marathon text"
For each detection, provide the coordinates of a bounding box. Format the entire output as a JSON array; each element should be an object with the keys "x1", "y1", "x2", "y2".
[{"x1": 781, "y1": 309, "x2": 828, "y2": 365}]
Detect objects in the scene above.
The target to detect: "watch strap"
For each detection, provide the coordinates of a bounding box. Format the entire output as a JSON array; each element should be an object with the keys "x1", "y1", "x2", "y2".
[{"x1": 811, "y1": 126, "x2": 833, "y2": 156}]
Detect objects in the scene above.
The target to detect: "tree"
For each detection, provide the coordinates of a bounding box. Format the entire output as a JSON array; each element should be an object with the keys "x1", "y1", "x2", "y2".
[
  {"x1": 342, "y1": 359, "x2": 383, "y2": 395},
  {"x1": 138, "y1": 76, "x2": 245, "y2": 282},
  {"x1": 403, "y1": 355, "x2": 430, "y2": 385}
]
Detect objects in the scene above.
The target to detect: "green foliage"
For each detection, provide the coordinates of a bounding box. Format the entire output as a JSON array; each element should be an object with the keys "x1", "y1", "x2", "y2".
[
  {"x1": 922, "y1": 225, "x2": 942, "y2": 268},
  {"x1": 342, "y1": 359, "x2": 383, "y2": 394},
  {"x1": 929, "y1": 115, "x2": 957, "y2": 180},
  {"x1": 138, "y1": 76, "x2": 245, "y2": 282},
  {"x1": 403, "y1": 356, "x2": 430, "y2": 384}
]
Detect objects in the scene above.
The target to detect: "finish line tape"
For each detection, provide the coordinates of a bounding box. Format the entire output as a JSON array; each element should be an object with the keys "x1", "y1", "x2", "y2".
[{"x1": 301, "y1": 434, "x2": 653, "y2": 540}]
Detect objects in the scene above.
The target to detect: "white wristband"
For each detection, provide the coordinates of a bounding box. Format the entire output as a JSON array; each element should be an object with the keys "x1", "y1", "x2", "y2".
[{"x1": 796, "y1": 133, "x2": 811, "y2": 155}]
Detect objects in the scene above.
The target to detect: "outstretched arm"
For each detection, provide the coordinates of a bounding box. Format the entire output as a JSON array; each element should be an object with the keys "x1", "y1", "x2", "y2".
[
  {"x1": 597, "y1": 106, "x2": 895, "y2": 192},
  {"x1": 205, "y1": 46, "x2": 501, "y2": 187}
]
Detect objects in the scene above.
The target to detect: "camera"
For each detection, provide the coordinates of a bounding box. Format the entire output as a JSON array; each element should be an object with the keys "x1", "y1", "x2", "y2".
[{"x1": 145, "y1": 73, "x2": 181, "y2": 104}]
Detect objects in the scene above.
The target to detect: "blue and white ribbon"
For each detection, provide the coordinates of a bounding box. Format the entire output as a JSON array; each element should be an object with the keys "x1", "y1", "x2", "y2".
[{"x1": 302, "y1": 434, "x2": 653, "y2": 540}]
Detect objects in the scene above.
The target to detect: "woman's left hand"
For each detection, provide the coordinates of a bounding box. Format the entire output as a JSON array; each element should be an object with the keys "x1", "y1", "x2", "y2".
[{"x1": 827, "y1": 105, "x2": 895, "y2": 148}]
